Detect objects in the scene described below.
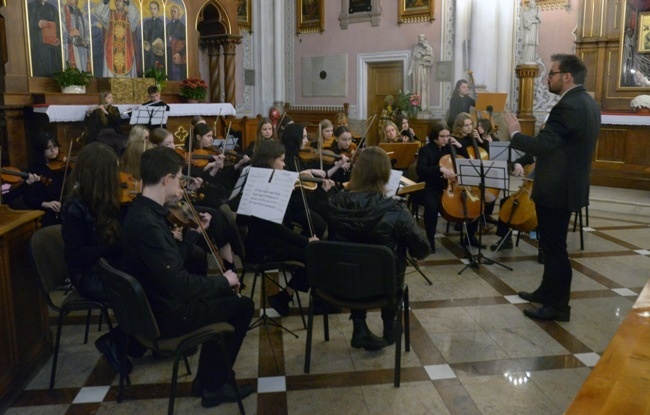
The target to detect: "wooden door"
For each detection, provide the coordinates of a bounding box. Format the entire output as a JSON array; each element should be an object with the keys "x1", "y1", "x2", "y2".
[{"x1": 367, "y1": 62, "x2": 403, "y2": 146}]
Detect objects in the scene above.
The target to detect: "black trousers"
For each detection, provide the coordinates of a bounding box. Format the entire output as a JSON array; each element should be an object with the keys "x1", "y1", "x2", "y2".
[
  {"x1": 420, "y1": 188, "x2": 442, "y2": 242},
  {"x1": 534, "y1": 205, "x2": 572, "y2": 307}
]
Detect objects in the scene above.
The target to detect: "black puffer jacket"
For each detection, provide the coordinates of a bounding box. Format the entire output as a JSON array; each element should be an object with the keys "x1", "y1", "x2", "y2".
[{"x1": 328, "y1": 191, "x2": 430, "y2": 283}]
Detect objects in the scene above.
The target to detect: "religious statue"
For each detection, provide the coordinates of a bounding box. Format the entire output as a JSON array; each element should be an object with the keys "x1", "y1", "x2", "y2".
[
  {"x1": 408, "y1": 34, "x2": 434, "y2": 112},
  {"x1": 521, "y1": 0, "x2": 541, "y2": 64}
]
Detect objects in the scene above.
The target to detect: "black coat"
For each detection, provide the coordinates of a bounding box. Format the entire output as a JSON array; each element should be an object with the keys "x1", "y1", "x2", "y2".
[
  {"x1": 510, "y1": 85, "x2": 600, "y2": 211},
  {"x1": 328, "y1": 191, "x2": 430, "y2": 282}
]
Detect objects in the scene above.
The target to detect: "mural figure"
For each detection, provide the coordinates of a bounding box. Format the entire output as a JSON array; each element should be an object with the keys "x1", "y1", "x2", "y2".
[
  {"x1": 166, "y1": 4, "x2": 186, "y2": 80},
  {"x1": 28, "y1": 0, "x2": 62, "y2": 76},
  {"x1": 94, "y1": 0, "x2": 140, "y2": 77},
  {"x1": 61, "y1": 0, "x2": 90, "y2": 72},
  {"x1": 143, "y1": 0, "x2": 164, "y2": 72}
]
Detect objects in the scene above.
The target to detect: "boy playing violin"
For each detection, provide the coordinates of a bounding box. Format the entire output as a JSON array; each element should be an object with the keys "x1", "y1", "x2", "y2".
[{"x1": 122, "y1": 146, "x2": 254, "y2": 408}]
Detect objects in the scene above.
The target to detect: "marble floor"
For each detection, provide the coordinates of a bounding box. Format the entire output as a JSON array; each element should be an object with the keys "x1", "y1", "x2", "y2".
[{"x1": 5, "y1": 186, "x2": 650, "y2": 415}]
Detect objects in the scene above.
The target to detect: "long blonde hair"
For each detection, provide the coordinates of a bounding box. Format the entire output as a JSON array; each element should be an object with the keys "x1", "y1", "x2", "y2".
[{"x1": 120, "y1": 137, "x2": 153, "y2": 180}]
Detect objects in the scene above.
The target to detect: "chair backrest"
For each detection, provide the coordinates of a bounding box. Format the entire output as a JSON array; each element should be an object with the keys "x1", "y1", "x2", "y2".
[
  {"x1": 28, "y1": 225, "x2": 70, "y2": 304},
  {"x1": 97, "y1": 258, "x2": 160, "y2": 341},
  {"x1": 305, "y1": 241, "x2": 396, "y2": 300}
]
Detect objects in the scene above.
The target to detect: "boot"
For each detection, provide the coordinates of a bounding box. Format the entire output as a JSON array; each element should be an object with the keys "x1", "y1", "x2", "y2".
[
  {"x1": 351, "y1": 318, "x2": 388, "y2": 351},
  {"x1": 383, "y1": 319, "x2": 396, "y2": 345},
  {"x1": 268, "y1": 290, "x2": 291, "y2": 316}
]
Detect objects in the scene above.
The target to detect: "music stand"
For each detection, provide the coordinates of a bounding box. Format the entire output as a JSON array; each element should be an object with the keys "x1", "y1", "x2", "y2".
[
  {"x1": 455, "y1": 157, "x2": 512, "y2": 273},
  {"x1": 378, "y1": 142, "x2": 419, "y2": 169},
  {"x1": 129, "y1": 106, "x2": 168, "y2": 127}
]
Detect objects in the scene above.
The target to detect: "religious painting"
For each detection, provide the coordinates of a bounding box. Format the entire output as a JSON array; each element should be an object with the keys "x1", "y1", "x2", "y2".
[
  {"x1": 25, "y1": 0, "x2": 64, "y2": 76},
  {"x1": 398, "y1": 0, "x2": 434, "y2": 25},
  {"x1": 237, "y1": 0, "x2": 252, "y2": 32},
  {"x1": 618, "y1": 2, "x2": 650, "y2": 88},
  {"x1": 142, "y1": 0, "x2": 165, "y2": 75},
  {"x1": 165, "y1": 0, "x2": 187, "y2": 80},
  {"x1": 90, "y1": 0, "x2": 143, "y2": 78},
  {"x1": 639, "y1": 12, "x2": 650, "y2": 53},
  {"x1": 297, "y1": 0, "x2": 324, "y2": 34}
]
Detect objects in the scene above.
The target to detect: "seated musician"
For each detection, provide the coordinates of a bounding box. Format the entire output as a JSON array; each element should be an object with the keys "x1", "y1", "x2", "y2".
[
  {"x1": 328, "y1": 146, "x2": 430, "y2": 351},
  {"x1": 450, "y1": 113, "x2": 489, "y2": 249},
  {"x1": 384, "y1": 120, "x2": 408, "y2": 143},
  {"x1": 315, "y1": 119, "x2": 335, "y2": 149},
  {"x1": 61, "y1": 142, "x2": 145, "y2": 374},
  {"x1": 84, "y1": 91, "x2": 128, "y2": 155},
  {"x1": 239, "y1": 140, "x2": 329, "y2": 316},
  {"x1": 23, "y1": 132, "x2": 67, "y2": 227},
  {"x1": 395, "y1": 113, "x2": 419, "y2": 142},
  {"x1": 327, "y1": 126, "x2": 354, "y2": 183},
  {"x1": 120, "y1": 134, "x2": 154, "y2": 180},
  {"x1": 122, "y1": 146, "x2": 254, "y2": 408},
  {"x1": 245, "y1": 117, "x2": 275, "y2": 157},
  {"x1": 149, "y1": 127, "x2": 176, "y2": 149},
  {"x1": 140, "y1": 85, "x2": 171, "y2": 129},
  {"x1": 416, "y1": 122, "x2": 468, "y2": 252}
]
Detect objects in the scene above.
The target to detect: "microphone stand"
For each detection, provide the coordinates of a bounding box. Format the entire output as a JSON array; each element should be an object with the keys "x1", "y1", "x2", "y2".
[{"x1": 459, "y1": 137, "x2": 511, "y2": 274}]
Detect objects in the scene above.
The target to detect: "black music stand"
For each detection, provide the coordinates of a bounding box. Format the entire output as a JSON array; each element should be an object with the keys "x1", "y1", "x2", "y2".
[
  {"x1": 455, "y1": 157, "x2": 512, "y2": 274},
  {"x1": 130, "y1": 106, "x2": 168, "y2": 128}
]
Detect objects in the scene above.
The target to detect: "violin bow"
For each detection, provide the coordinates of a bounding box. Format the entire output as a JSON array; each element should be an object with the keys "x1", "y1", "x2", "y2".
[
  {"x1": 318, "y1": 122, "x2": 323, "y2": 171},
  {"x1": 213, "y1": 107, "x2": 223, "y2": 139},
  {"x1": 56, "y1": 140, "x2": 75, "y2": 217},
  {"x1": 276, "y1": 111, "x2": 287, "y2": 138},
  {"x1": 187, "y1": 124, "x2": 194, "y2": 178},
  {"x1": 181, "y1": 189, "x2": 226, "y2": 275},
  {"x1": 350, "y1": 113, "x2": 377, "y2": 160},
  {"x1": 293, "y1": 157, "x2": 316, "y2": 238},
  {"x1": 223, "y1": 121, "x2": 232, "y2": 153}
]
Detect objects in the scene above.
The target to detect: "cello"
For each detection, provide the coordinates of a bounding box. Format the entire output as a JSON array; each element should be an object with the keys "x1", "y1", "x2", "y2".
[
  {"x1": 498, "y1": 164, "x2": 537, "y2": 232},
  {"x1": 439, "y1": 143, "x2": 483, "y2": 223}
]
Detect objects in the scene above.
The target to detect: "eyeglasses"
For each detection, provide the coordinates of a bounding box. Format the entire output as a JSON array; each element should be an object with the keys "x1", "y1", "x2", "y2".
[{"x1": 548, "y1": 71, "x2": 566, "y2": 77}]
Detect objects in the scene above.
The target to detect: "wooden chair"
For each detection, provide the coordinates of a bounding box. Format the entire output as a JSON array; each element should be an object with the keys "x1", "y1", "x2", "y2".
[
  {"x1": 303, "y1": 241, "x2": 410, "y2": 387},
  {"x1": 96, "y1": 258, "x2": 244, "y2": 415}
]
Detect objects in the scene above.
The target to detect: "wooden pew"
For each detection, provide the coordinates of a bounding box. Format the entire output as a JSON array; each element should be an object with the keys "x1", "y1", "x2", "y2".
[{"x1": 564, "y1": 280, "x2": 650, "y2": 414}]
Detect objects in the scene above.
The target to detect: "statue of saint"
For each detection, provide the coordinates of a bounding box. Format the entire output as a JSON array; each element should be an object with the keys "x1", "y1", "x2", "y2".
[
  {"x1": 521, "y1": 0, "x2": 541, "y2": 64},
  {"x1": 408, "y1": 34, "x2": 434, "y2": 112}
]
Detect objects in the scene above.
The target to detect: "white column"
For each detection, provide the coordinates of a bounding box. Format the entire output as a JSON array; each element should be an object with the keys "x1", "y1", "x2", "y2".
[
  {"x1": 273, "y1": 0, "x2": 285, "y2": 105},
  {"x1": 254, "y1": 0, "x2": 276, "y2": 115}
]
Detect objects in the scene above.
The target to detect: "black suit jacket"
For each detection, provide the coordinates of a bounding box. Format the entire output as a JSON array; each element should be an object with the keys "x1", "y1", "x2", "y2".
[{"x1": 510, "y1": 85, "x2": 600, "y2": 211}]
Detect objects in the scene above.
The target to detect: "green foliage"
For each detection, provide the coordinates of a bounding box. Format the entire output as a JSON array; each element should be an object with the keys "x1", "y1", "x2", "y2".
[{"x1": 53, "y1": 62, "x2": 93, "y2": 88}]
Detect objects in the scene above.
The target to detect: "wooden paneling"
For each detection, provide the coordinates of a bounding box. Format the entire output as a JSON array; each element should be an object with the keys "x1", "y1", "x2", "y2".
[
  {"x1": 595, "y1": 128, "x2": 626, "y2": 163},
  {"x1": 0, "y1": 207, "x2": 51, "y2": 414}
]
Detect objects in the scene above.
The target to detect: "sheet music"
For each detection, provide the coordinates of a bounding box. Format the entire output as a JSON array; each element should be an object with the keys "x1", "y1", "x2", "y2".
[
  {"x1": 237, "y1": 167, "x2": 298, "y2": 224},
  {"x1": 213, "y1": 137, "x2": 239, "y2": 151},
  {"x1": 129, "y1": 106, "x2": 168, "y2": 126},
  {"x1": 385, "y1": 169, "x2": 403, "y2": 196}
]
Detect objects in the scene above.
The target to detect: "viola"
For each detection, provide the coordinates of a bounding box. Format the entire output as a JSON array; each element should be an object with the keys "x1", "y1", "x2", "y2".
[
  {"x1": 439, "y1": 144, "x2": 483, "y2": 223},
  {"x1": 465, "y1": 145, "x2": 500, "y2": 203},
  {"x1": 498, "y1": 164, "x2": 537, "y2": 232},
  {"x1": 1, "y1": 167, "x2": 51, "y2": 185},
  {"x1": 176, "y1": 148, "x2": 221, "y2": 168}
]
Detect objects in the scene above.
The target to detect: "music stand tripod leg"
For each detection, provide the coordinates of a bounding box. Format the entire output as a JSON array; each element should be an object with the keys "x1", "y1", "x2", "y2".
[{"x1": 248, "y1": 271, "x2": 299, "y2": 338}]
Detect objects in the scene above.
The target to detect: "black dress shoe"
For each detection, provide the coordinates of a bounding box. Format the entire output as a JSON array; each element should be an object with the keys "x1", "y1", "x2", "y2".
[
  {"x1": 490, "y1": 238, "x2": 513, "y2": 251},
  {"x1": 201, "y1": 383, "x2": 255, "y2": 408},
  {"x1": 523, "y1": 305, "x2": 570, "y2": 322},
  {"x1": 95, "y1": 333, "x2": 132, "y2": 375},
  {"x1": 518, "y1": 291, "x2": 545, "y2": 303}
]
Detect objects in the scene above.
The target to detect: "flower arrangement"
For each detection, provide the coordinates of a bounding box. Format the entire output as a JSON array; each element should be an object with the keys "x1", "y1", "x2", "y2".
[
  {"x1": 179, "y1": 78, "x2": 208, "y2": 101},
  {"x1": 53, "y1": 62, "x2": 93, "y2": 88},
  {"x1": 630, "y1": 95, "x2": 650, "y2": 111},
  {"x1": 395, "y1": 90, "x2": 422, "y2": 118},
  {"x1": 144, "y1": 62, "x2": 167, "y2": 90}
]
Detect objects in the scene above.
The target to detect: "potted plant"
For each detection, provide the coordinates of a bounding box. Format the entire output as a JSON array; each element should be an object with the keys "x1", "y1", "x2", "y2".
[
  {"x1": 394, "y1": 90, "x2": 422, "y2": 119},
  {"x1": 53, "y1": 62, "x2": 93, "y2": 93},
  {"x1": 179, "y1": 78, "x2": 208, "y2": 103},
  {"x1": 144, "y1": 62, "x2": 167, "y2": 90}
]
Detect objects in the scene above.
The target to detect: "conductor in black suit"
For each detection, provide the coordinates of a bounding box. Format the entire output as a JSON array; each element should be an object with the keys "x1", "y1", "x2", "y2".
[{"x1": 505, "y1": 54, "x2": 600, "y2": 322}]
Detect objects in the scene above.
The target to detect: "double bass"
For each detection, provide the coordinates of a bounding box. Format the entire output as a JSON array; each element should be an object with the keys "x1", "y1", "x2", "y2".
[
  {"x1": 498, "y1": 164, "x2": 537, "y2": 232},
  {"x1": 439, "y1": 143, "x2": 483, "y2": 223}
]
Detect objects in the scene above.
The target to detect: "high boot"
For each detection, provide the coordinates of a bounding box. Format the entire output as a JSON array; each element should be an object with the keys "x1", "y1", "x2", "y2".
[{"x1": 351, "y1": 318, "x2": 388, "y2": 351}]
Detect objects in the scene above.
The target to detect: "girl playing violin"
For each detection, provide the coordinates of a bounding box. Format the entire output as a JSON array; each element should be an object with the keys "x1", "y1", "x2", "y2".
[
  {"x1": 383, "y1": 121, "x2": 402, "y2": 143},
  {"x1": 126, "y1": 124, "x2": 150, "y2": 145},
  {"x1": 23, "y1": 132, "x2": 67, "y2": 227},
  {"x1": 149, "y1": 127, "x2": 176, "y2": 149},
  {"x1": 327, "y1": 126, "x2": 354, "y2": 183},
  {"x1": 242, "y1": 140, "x2": 321, "y2": 316},
  {"x1": 395, "y1": 113, "x2": 418, "y2": 142},
  {"x1": 121, "y1": 135, "x2": 154, "y2": 180},
  {"x1": 317, "y1": 119, "x2": 335, "y2": 149},
  {"x1": 245, "y1": 117, "x2": 274, "y2": 157}
]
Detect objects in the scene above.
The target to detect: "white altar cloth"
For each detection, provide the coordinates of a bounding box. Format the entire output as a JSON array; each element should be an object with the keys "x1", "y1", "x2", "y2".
[{"x1": 34, "y1": 103, "x2": 236, "y2": 122}]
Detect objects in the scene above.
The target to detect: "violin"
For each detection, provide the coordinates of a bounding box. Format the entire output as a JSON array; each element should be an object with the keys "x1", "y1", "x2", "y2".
[
  {"x1": 1, "y1": 167, "x2": 51, "y2": 185},
  {"x1": 299, "y1": 147, "x2": 342, "y2": 164},
  {"x1": 48, "y1": 155, "x2": 75, "y2": 171},
  {"x1": 337, "y1": 142, "x2": 358, "y2": 159},
  {"x1": 166, "y1": 201, "x2": 199, "y2": 229},
  {"x1": 498, "y1": 164, "x2": 537, "y2": 232},
  {"x1": 176, "y1": 148, "x2": 221, "y2": 168},
  {"x1": 294, "y1": 172, "x2": 326, "y2": 191},
  {"x1": 120, "y1": 171, "x2": 140, "y2": 204},
  {"x1": 439, "y1": 143, "x2": 483, "y2": 223}
]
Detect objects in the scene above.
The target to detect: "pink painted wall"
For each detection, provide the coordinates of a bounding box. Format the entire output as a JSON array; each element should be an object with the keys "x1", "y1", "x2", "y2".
[
  {"x1": 537, "y1": 0, "x2": 581, "y2": 67},
  {"x1": 293, "y1": 3, "x2": 443, "y2": 107}
]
